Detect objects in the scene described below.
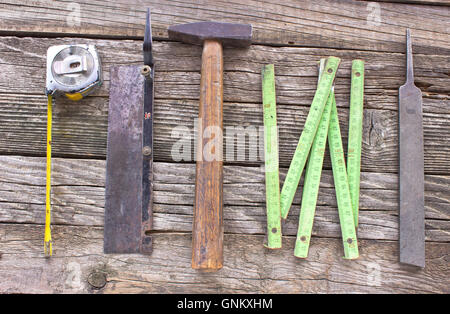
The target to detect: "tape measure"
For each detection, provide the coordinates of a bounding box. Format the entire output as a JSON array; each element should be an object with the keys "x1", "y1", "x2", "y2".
[
  {"x1": 262, "y1": 64, "x2": 282, "y2": 249},
  {"x1": 46, "y1": 45, "x2": 102, "y2": 99},
  {"x1": 347, "y1": 60, "x2": 364, "y2": 227},
  {"x1": 280, "y1": 56, "x2": 340, "y2": 219},
  {"x1": 44, "y1": 44, "x2": 102, "y2": 256},
  {"x1": 294, "y1": 59, "x2": 332, "y2": 258}
]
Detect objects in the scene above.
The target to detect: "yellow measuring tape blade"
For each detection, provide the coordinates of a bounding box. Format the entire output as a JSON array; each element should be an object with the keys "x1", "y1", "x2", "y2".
[{"x1": 44, "y1": 95, "x2": 52, "y2": 256}]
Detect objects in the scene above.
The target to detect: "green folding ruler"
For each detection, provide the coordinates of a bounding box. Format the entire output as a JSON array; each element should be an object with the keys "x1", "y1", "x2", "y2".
[
  {"x1": 262, "y1": 64, "x2": 282, "y2": 249},
  {"x1": 347, "y1": 60, "x2": 365, "y2": 227},
  {"x1": 294, "y1": 59, "x2": 332, "y2": 258},
  {"x1": 328, "y1": 91, "x2": 359, "y2": 259},
  {"x1": 280, "y1": 56, "x2": 340, "y2": 219}
]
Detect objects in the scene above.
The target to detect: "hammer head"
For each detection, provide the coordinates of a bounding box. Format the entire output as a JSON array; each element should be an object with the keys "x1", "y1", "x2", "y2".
[{"x1": 168, "y1": 22, "x2": 252, "y2": 48}]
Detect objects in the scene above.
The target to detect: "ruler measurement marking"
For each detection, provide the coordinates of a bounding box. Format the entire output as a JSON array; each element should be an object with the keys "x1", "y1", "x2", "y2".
[
  {"x1": 280, "y1": 56, "x2": 341, "y2": 219},
  {"x1": 328, "y1": 96, "x2": 359, "y2": 259},
  {"x1": 262, "y1": 64, "x2": 282, "y2": 249}
]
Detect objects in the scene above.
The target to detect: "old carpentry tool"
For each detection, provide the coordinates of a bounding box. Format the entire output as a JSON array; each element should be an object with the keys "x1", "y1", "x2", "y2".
[
  {"x1": 261, "y1": 64, "x2": 282, "y2": 249},
  {"x1": 46, "y1": 45, "x2": 102, "y2": 100},
  {"x1": 104, "y1": 9, "x2": 154, "y2": 254},
  {"x1": 168, "y1": 21, "x2": 252, "y2": 270},
  {"x1": 295, "y1": 59, "x2": 332, "y2": 258},
  {"x1": 280, "y1": 57, "x2": 340, "y2": 219},
  {"x1": 44, "y1": 44, "x2": 102, "y2": 256},
  {"x1": 399, "y1": 29, "x2": 425, "y2": 268},
  {"x1": 328, "y1": 85, "x2": 359, "y2": 260}
]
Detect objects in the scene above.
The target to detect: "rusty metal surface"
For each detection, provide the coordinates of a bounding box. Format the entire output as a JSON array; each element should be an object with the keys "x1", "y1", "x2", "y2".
[
  {"x1": 104, "y1": 65, "x2": 149, "y2": 254},
  {"x1": 399, "y1": 29, "x2": 425, "y2": 268},
  {"x1": 168, "y1": 21, "x2": 252, "y2": 47},
  {"x1": 141, "y1": 8, "x2": 154, "y2": 253}
]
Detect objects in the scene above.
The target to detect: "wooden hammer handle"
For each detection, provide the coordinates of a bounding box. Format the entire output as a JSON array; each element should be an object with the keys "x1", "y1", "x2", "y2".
[{"x1": 192, "y1": 40, "x2": 224, "y2": 270}]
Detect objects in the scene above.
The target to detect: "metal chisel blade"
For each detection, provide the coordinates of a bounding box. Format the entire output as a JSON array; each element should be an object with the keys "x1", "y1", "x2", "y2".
[{"x1": 399, "y1": 29, "x2": 425, "y2": 268}]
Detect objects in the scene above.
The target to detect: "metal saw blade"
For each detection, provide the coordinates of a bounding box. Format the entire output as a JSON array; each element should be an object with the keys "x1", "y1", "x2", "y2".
[{"x1": 104, "y1": 65, "x2": 152, "y2": 254}]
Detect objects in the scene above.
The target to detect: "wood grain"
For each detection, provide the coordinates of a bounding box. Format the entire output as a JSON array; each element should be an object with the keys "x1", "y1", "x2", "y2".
[
  {"x1": 0, "y1": 156, "x2": 448, "y2": 242},
  {"x1": 0, "y1": 223, "x2": 448, "y2": 293},
  {"x1": 0, "y1": 37, "x2": 449, "y2": 173},
  {"x1": 192, "y1": 40, "x2": 224, "y2": 270},
  {"x1": 1, "y1": 37, "x2": 449, "y2": 103},
  {"x1": 0, "y1": 1, "x2": 449, "y2": 294},
  {"x1": 0, "y1": 0, "x2": 448, "y2": 54},
  {"x1": 1, "y1": 95, "x2": 448, "y2": 173},
  {"x1": 370, "y1": 0, "x2": 450, "y2": 6}
]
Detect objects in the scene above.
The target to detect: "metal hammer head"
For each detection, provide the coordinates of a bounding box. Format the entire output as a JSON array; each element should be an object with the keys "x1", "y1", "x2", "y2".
[{"x1": 168, "y1": 22, "x2": 252, "y2": 48}]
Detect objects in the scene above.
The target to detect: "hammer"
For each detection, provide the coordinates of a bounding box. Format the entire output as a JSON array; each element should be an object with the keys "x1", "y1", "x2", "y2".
[{"x1": 168, "y1": 22, "x2": 252, "y2": 270}]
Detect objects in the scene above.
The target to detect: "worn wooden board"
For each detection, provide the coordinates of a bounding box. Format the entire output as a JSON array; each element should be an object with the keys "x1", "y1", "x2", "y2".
[
  {"x1": 1, "y1": 96, "x2": 449, "y2": 173},
  {"x1": 0, "y1": 0, "x2": 449, "y2": 55},
  {"x1": 0, "y1": 37, "x2": 449, "y2": 173},
  {"x1": 1, "y1": 37, "x2": 449, "y2": 102},
  {"x1": 0, "y1": 156, "x2": 448, "y2": 242},
  {"x1": 372, "y1": 0, "x2": 450, "y2": 5},
  {"x1": 0, "y1": 223, "x2": 448, "y2": 293}
]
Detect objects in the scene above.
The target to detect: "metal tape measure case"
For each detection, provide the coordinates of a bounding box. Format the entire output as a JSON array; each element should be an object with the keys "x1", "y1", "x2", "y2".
[
  {"x1": 46, "y1": 44, "x2": 102, "y2": 100},
  {"x1": 43, "y1": 44, "x2": 102, "y2": 256}
]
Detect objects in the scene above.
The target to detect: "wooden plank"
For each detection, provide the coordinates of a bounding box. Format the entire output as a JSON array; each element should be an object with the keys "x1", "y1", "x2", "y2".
[
  {"x1": 0, "y1": 0, "x2": 448, "y2": 296},
  {"x1": 1, "y1": 37, "x2": 449, "y2": 102},
  {"x1": 370, "y1": 0, "x2": 450, "y2": 6},
  {"x1": 0, "y1": 156, "x2": 448, "y2": 242},
  {"x1": 0, "y1": 1, "x2": 448, "y2": 55},
  {"x1": 0, "y1": 223, "x2": 448, "y2": 293},
  {"x1": 1, "y1": 94, "x2": 449, "y2": 173},
  {"x1": 0, "y1": 38, "x2": 449, "y2": 172}
]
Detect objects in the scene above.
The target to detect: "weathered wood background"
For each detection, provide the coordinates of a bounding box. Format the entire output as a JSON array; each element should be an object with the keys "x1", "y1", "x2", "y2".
[{"x1": 0, "y1": 0, "x2": 449, "y2": 293}]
